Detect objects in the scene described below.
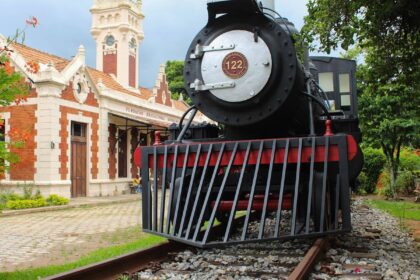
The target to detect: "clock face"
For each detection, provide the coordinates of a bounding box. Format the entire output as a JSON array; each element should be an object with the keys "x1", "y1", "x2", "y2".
[{"x1": 105, "y1": 35, "x2": 115, "y2": 46}]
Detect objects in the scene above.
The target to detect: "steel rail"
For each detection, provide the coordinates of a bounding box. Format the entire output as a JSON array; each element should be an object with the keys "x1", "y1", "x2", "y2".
[
  {"x1": 45, "y1": 216, "x2": 248, "y2": 280},
  {"x1": 46, "y1": 221, "x2": 326, "y2": 280},
  {"x1": 44, "y1": 241, "x2": 185, "y2": 280},
  {"x1": 288, "y1": 238, "x2": 329, "y2": 280}
]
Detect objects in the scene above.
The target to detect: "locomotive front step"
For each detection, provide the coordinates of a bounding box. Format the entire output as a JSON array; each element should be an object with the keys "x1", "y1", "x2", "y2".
[{"x1": 140, "y1": 135, "x2": 355, "y2": 247}]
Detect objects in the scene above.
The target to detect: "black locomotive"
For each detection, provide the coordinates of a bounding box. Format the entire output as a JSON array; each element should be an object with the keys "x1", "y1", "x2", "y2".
[{"x1": 139, "y1": 0, "x2": 363, "y2": 248}]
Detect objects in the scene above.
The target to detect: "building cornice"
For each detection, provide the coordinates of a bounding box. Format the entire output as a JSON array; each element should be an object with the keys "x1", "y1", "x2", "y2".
[{"x1": 98, "y1": 87, "x2": 185, "y2": 120}]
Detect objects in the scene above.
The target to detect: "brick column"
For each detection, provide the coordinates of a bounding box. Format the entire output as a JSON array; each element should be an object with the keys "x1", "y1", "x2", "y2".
[
  {"x1": 108, "y1": 124, "x2": 117, "y2": 179},
  {"x1": 10, "y1": 105, "x2": 37, "y2": 180}
]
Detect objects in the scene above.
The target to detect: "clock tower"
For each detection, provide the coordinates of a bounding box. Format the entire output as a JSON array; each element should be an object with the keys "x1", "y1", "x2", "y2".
[{"x1": 91, "y1": 0, "x2": 144, "y2": 89}]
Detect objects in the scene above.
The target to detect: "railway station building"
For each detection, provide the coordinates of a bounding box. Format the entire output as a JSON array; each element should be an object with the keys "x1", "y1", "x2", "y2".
[{"x1": 0, "y1": 0, "x2": 205, "y2": 197}]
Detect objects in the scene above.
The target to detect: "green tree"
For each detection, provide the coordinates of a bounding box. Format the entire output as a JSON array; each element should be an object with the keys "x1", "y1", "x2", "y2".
[
  {"x1": 357, "y1": 49, "x2": 419, "y2": 196},
  {"x1": 0, "y1": 17, "x2": 38, "y2": 175},
  {"x1": 165, "y1": 60, "x2": 192, "y2": 105},
  {"x1": 302, "y1": 0, "x2": 419, "y2": 64},
  {"x1": 302, "y1": 0, "x2": 420, "y2": 197}
]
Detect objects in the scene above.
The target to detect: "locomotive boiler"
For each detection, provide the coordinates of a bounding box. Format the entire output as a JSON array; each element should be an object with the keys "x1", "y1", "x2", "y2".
[{"x1": 138, "y1": 0, "x2": 363, "y2": 248}]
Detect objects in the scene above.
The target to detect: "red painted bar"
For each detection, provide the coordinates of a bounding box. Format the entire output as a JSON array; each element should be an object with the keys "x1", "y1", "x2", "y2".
[{"x1": 143, "y1": 136, "x2": 358, "y2": 169}]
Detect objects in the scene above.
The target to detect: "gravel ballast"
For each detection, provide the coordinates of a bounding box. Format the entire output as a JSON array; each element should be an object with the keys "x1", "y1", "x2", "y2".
[{"x1": 310, "y1": 198, "x2": 419, "y2": 280}]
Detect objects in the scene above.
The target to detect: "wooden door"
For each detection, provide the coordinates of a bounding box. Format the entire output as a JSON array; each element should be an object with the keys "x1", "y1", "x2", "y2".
[{"x1": 71, "y1": 122, "x2": 87, "y2": 197}]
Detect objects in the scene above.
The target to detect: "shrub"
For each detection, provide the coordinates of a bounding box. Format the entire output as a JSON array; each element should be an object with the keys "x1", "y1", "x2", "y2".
[
  {"x1": 6, "y1": 198, "x2": 48, "y2": 210},
  {"x1": 46, "y1": 194, "x2": 69, "y2": 206},
  {"x1": 400, "y1": 148, "x2": 420, "y2": 172},
  {"x1": 355, "y1": 172, "x2": 368, "y2": 195},
  {"x1": 377, "y1": 168, "x2": 416, "y2": 197},
  {"x1": 376, "y1": 170, "x2": 393, "y2": 198},
  {"x1": 22, "y1": 186, "x2": 34, "y2": 199},
  {"x1": 20, "y1": 185, "x2": 43, "y2": 200},
  {"x1": 0, "y1": 192, "x2": 69, "y2": 210},
  {"x1": 359, "y1": 147, "x2": 386, "y2": 194},
  {"x1": 0, "y1": 192, "x2": 22, "y2": 203},
  {"x1": 0, "y1": 192, "x2": 22, "y2": 211},
  {"x1": 34, "y1": 189, "x2": 42, "y2": 199},
  {"x1": 395, "y1": 170, "x2": 416, "y2": 195}
]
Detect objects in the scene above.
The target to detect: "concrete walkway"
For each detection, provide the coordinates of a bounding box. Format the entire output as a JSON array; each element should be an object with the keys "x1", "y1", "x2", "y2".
[{"x1": 0, "y1": 195, "x2": 142, "y2": 271}]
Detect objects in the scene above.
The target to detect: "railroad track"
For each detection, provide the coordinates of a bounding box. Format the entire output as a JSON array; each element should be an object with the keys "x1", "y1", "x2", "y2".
[
  {"x1": 45, "y1": 221, "x2": 328, "y2": 280},
  {"x1": 136, "y1": 238, "x2": 326, "y2": 280},
  {"x1": 45, "y1": 200, "x2": 418, "y2": 280},
  {"x1": 45, "y1": 239, "x2": 326, "y2": 280}
]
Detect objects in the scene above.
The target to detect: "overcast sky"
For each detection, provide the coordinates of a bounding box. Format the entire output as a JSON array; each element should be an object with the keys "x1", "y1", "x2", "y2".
[{"x1": 0, "y1": 0, "x2": 315, "y2": 88}]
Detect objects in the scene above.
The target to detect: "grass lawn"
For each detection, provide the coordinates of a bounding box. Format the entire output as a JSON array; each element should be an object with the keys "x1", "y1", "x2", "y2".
[
  {"x1": 366, "y1": 199, "x2": 420, "y2": 221},
  {"x1": 0, "y1": 234, "x2": 166, "y2": 280}
]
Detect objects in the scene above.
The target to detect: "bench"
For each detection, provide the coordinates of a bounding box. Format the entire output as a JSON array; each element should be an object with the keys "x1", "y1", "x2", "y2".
[{"x1": 129, "y1": 183, "x2": 139, "y2": 194}]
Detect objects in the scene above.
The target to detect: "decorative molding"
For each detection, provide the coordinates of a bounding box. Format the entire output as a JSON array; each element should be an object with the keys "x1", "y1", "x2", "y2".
[
  {"x1": 72, "y1": 72, "x2": 90, "y2": 104},
  {"x1": 35, "y1": 83, "x2": 65, "y2": 98}
]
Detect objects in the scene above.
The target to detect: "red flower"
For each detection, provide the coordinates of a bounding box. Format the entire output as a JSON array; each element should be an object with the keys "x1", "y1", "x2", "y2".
[
  {"x1": 25, "y1": 61, "x2": 40, "y2": 74},
  {"x1": 26, "y1": 16, "x2": 38, "y2": 28}
]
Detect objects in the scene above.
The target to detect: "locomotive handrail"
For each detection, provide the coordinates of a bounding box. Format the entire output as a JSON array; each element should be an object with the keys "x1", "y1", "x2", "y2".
[
  {"x1": 176, "y1": 106, "x2": 198, "y2": 142},
  {"x1": 311, "y1": 80, "x2": 331, "y2": 108},
  {"x1": 301, "y1": 91, "x2": 331, "y2": 117}
]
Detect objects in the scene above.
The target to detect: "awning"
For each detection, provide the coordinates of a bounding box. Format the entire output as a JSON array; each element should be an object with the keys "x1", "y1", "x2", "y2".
[{"x1": 109, "y1": 113, "x2": 171, "y2": 131}]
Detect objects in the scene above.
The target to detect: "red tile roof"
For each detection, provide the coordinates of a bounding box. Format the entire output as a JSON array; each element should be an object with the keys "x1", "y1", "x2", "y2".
[
  {"x1": 87, "y1": 67, "x2": 142, "y2": 97},
  {"x1": 10, "y1": 42, "x2": 187, "y2": 112},
  {"x1": 173, "y1": 100, "x2": 189, "y2": 111},
  {"x1": 12, "y1": 42, "x2": 70, "y2": 71},
  {"x1": 139, "y1": 87, "x2": 153, "y2": 100}
]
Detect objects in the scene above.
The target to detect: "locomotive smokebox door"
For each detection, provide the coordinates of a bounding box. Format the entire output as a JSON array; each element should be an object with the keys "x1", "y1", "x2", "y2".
[
  {"x1": 200, "y1": 30, "x2": 273, "y2": 103},
  {"x1": 184, "y1": 0, "x2": 305, "y2": 130}
]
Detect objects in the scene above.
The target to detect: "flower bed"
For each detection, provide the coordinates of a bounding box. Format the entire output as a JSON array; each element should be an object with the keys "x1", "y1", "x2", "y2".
[{"x1": 0, "y1": 190, "x2": 69, "y2": 211}]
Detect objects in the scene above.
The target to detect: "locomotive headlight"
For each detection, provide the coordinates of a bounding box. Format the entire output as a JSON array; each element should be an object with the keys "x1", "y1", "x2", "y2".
[{"x1": 200, "y1": 30, "x2": 272, "y2": 103}]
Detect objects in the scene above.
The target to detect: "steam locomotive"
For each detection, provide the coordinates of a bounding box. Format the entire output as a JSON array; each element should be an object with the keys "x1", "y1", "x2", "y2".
[{"x1": 138, "y1": 0, "x2": 363, "y2": 248}]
